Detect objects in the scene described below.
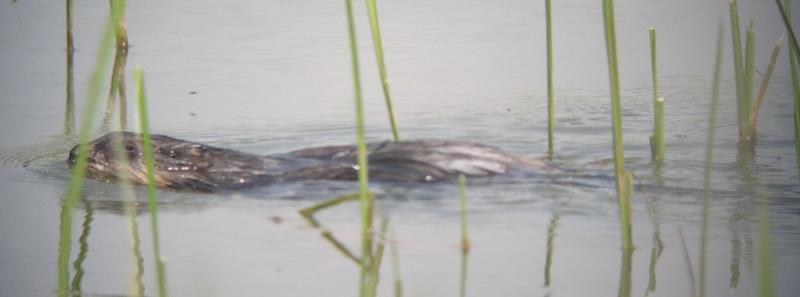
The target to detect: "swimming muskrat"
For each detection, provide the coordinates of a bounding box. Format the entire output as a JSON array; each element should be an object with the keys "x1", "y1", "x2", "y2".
[{"x1": 67, "y1": 132, "x2": 549, "y2": 191}]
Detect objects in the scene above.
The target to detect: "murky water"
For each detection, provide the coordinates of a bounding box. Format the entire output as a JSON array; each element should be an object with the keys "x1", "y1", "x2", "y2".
[{"x1": 2, "y1": 0, "x2": 800, "y2": 296}]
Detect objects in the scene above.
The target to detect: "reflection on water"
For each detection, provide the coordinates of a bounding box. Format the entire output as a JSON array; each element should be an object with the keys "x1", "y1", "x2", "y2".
[
  {"x1": 1, "y1": 0, "x2": 799, "y2": 296},
  {"x1": 69, "y1": 200, "x2": 92, "y2": 294},
  {"x1": 543, "y1": 211, "x2": 557, "y2": 288}
]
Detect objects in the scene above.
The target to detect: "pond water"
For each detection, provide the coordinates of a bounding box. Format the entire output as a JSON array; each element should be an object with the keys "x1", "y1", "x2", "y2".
[{"x1": 1, "y1": 0, "x2": 800, "y2": 296}]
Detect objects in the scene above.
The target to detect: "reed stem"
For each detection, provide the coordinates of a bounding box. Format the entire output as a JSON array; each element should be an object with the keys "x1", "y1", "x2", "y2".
[
  {"x1": 649, "y1": 28, "x2": 662, "y2": 161},
  {"x1": 57, "y1": 2, "x2": 121, "y2": 296},
  {"x1": 343, "y1": 0, "x2": 373, "y2": 295},
  {"x1": 64, "y1": 0, "x2": 75, "y2": 135},
  {"x1": 744, "y1": 21, "x2": 755, "y2": 126},
  {"x1": 699, "y1": 23, "x2": 725, "y2": 297},
  {"x1": 134, "y1": 67, "x2": 169, "y2": 297},
  {"x1": 653, "y1": 97, "x2": 665, "y2": 161},
  {"x1": 545, "y1": 0, "x2": 554, "y2": 158},
  {"x1": 780, "y1": 0, "x2": 800, "y2": 175},
  {"x1": 747, "y1": 35, "x2": 784, "y2": 141},
  {"x1": 365, "y1": 0, "x2": 400, "y2": 142},
  {"x1": 729, "y1": 0, "x2": 747, "y2": 140},
  {"x1": 601, "y1": 0, "x2": 632, "y2": 251}
]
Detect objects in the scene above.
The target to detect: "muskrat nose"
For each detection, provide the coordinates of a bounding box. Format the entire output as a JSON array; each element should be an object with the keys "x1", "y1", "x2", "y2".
[{"x1": 67, "y1": 144, "x2": 80, "y2": 167}]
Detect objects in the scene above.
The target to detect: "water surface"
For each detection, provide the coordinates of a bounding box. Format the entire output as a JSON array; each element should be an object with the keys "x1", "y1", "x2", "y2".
[{"x1": 1, "y1": 0, "x2": 799, "y2": 296}]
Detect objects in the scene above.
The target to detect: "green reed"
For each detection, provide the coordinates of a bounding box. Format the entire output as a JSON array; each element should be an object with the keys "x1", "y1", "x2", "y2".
[
  {"x1": 545, "y1": 0, "x2": 554, "y2": 158},
  {"x1": 648, "y1": 28, "x2": 664, "y2": 161},
  {"x1": 64, "y1": 0, "x2": 75, "y2": 135},
  {"x1": 601, "y1": 0, "x2": 632, "y2": 251},
  {"x1": 653, "y1": 97, "x2": 665, "y2": 161},
  {"x1": 649, "y1": 28, "x2": 664, "y2": 161},
  {"x1": 729, "y1": 0, "x2": 747, "y2": 140},
  {"x1": 778, "y1": 0, "x2": 800, "y2": 174},
  {"x1": 343, "y1": 0, "x2": 374, "y2": 295},
  {"x1": 699, "y1": 23, "x2": 724, "y2": 297},
  {"x1": 365, "y1": 0, "x2": 400, "y2": 142},
  {"x1": 775, "y1": 0, "x2": 800, "y2": 62},
  {"x1": 747, "y1": 36, "x2": 784, "y2": 141},
  {"x1": 134, "y1": 66, "x2": 169, "y2": 297},
  {"x1": 57, "y1": 1, "x2": 122, "y2": 296},
  {"x1": 744, "y1": 21, "x2": 755, "y2": 122}
]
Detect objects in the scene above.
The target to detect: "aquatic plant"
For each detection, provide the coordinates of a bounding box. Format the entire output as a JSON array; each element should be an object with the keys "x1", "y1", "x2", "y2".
[
  {"x1": 776, "y1": 0, "x2": 800, "y2": 174},
  {"x1": 101, "y1": 0, "x2": 130, "y2": 131},
  {"x1": 57, "y1": 1, "x2": 123, "y2": 296},
  {"x1": 64, "y1": 0, "x2": 75, "y2": 135},
  {"x1": 134, "y1": 66, "x2": 169, "y2": 297},
  {"x1": 747, "y1": 36, "x2": 784, "y2": 141},
  {"x1": 545, "y1": 0, "x2": 554, "y2": 158},
  {"x1": 729, "y1": 0, "x2": 747, "y2": 140},
  {"x1": 728, "y1": 0, "x2": 784, "y2": 148},
  {"x1": 342, "y1": 0, "x2": 375, "y2": 295},
  {"x1": 365, "y1": 0, "x2": 401, "y2": 142},
  {"x1": 601, "y1": 0, "x2": 633, "y2": 251},
  {"x1": 649, "y1": 28, "x2": 664, "y2": 161},
  {"x1": 699, "y1": 23, "x2": 724, "y2": 297}
]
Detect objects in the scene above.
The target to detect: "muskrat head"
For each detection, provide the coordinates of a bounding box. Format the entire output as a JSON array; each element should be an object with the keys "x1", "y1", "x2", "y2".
[{"x1": 68, "y1": 132, "x2": 274, "y2": 191}]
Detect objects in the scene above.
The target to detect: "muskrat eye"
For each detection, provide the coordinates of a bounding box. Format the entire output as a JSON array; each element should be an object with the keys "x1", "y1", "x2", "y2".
[{"x1": 125, "y1": 144, "x2": 136, "y2": 152}]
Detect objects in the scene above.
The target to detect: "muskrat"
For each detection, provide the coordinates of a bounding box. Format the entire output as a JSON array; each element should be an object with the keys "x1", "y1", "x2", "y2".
[{"x1": 67, "y1": 132, "x2": 549, "y2": 192}]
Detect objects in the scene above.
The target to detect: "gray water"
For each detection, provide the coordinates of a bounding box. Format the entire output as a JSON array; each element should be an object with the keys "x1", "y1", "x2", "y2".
[{"x1": 1, "y1": 0, "x2": 800, "y2": 296}]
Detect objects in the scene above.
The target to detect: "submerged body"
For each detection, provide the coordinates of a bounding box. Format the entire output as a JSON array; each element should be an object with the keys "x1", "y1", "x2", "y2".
[{"x1": 68, "y1": 132, "x2": 550, "y2": 191}]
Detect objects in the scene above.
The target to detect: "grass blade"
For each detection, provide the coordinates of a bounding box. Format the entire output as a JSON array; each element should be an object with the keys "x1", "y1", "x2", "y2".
[
  {"x1": 57, "y1": 2, "x2": 123, "y2": 296},
  {"x1": 64, "y1": 0, "x2": 75, "y2": 135},
  {"x1": 342, "y1": 0, "x2": 374, "y2": 295},
  {"x1": 729, "y1": 0, "x2": 747, "y2": 140},
  {"x1": 602, "y1": 0, "x2": 632, "y2": 251},
  {"x1": 744, "y1": 21, "x2": 755, "y2": 123},
  {"x1": 545, "y1": 0, "x2": 554, "y2": 158},
  {"x1": 775, "y1": 0, "x2": 800, "y2": 64},
  {"x1": 780, "y1": 0, "x2": 800, "y2": 175},
  {"x1": 365, "y1": 0, "x2": 400, "y2": 141},
  {"x1": 134, "y1": 67, "x2": 169, "y2": 297},
  {"x1": 747, "y1": 35, "x2": 784, "y2": 141},
  {"x1": 699, "y1": 22, "x2": 725, "y2": 297}
]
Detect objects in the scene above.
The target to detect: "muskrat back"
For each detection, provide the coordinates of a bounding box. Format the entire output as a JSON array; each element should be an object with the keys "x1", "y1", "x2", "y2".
[{"x1": 68, "y1": 132, "x2": 547, "y2": 191}]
